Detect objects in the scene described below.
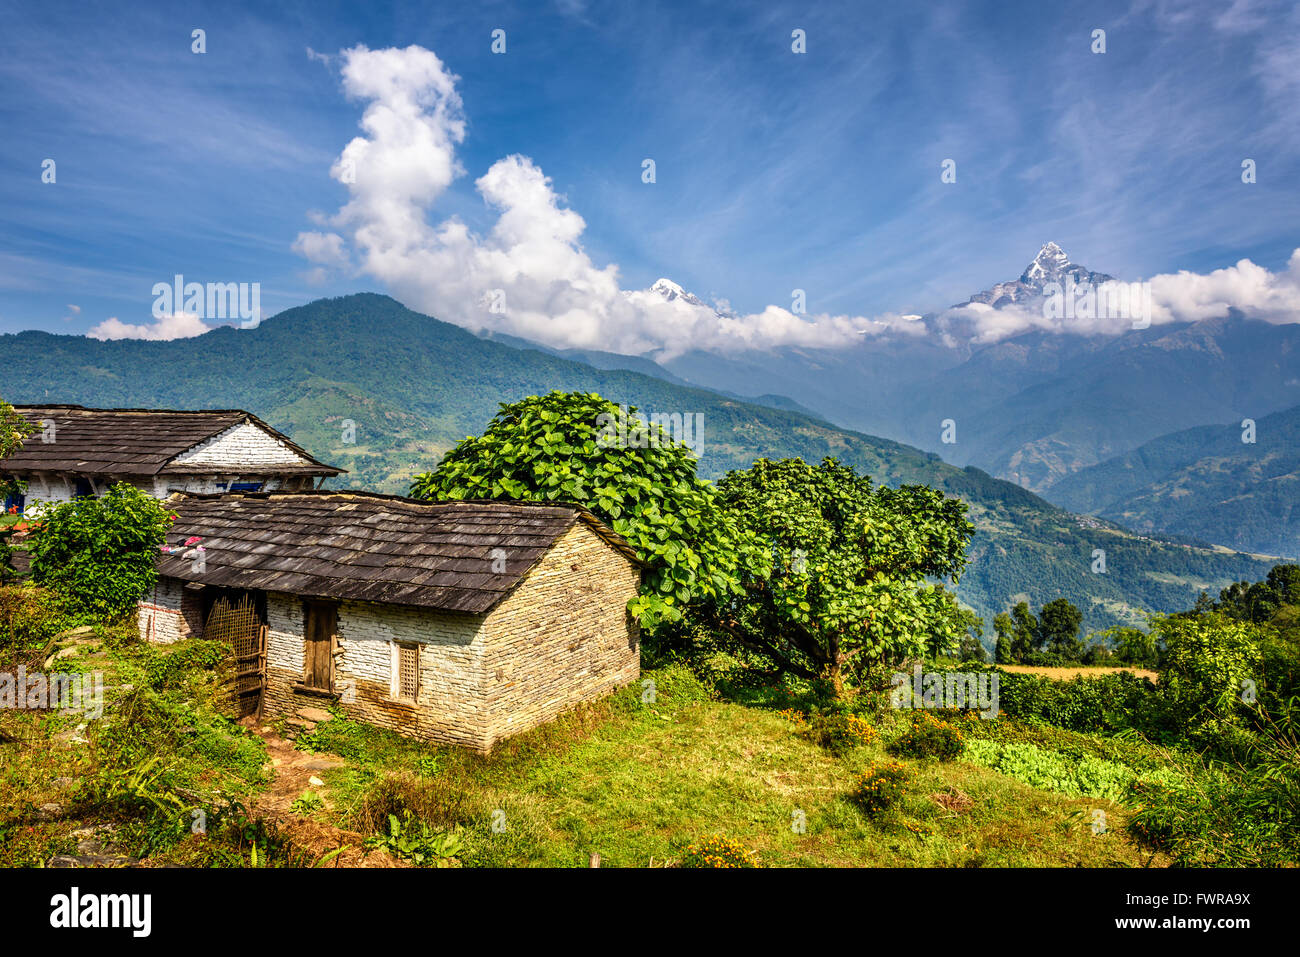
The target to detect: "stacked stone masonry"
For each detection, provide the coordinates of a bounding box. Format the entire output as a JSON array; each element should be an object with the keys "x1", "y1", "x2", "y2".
[{"x1": 139, "y1": 521, "x2": 640, "y2": 751}]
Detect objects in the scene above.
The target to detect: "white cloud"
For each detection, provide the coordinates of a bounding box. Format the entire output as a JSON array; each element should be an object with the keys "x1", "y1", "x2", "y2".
[
  {"x1": 292, "y1": 230, "x2": 350, "y2": 268},
  {"x1": 299, "y1": 44, "x2": 891, "y2": 359},
  {"x1": 302, "y1": 44, "x2": 1300, "y2": 357},
  {"x1": 87, "y1": 311, "x2": 213, "y2": 341},
  {"x1": 938, "y1": 251, "x2": 1300, "y2": 343}
]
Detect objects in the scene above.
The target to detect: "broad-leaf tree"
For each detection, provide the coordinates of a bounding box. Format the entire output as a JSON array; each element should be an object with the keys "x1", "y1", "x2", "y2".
[
  {"x1": 697, "y1": 457, "x2": 975, "y2": 695},
  {"x1": 28, "y1": 482, "x2": 174, "y2": 617},
  {"x1": 410, "y1": 391, "x2": 754, "y2": 629},
  {"x1": 1036, "y1": 597, "x2": 1084, "y2": 656}
]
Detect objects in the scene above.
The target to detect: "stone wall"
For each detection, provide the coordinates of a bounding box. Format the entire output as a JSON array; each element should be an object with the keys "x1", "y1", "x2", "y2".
[
  {"x1": 260, "y1": 593, "x2": 492, "y2": 749},
  {"x1": 138, "y1": 576, "x2": 189, "y2": 644},
  {"x1": 480, "y1": 522, "x2": 641, "y2": 746},
  {"x1": 138, "y1": 521, "x2": 641, "y2": 753},
  {"x1": 169, "y1": 422, "x2": 310, "y2": 469}
]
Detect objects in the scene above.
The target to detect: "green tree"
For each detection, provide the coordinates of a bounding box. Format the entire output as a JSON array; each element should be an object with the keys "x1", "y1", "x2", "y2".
[
  {"x1": 27, "y1": 482, "x2": 174, "y2": 618},
  {"x1": 697, "y1": 457, "x2": 974, "y2": 696},
  {"x1": 1037, "y1": 597, "x2": 1084, "y2": 659},
  {"x1": 409, "y1": 391, "x2": 752, "y2": 630},
  {"x1": 1154, "y1": 612, "x2": 1260, "y2": 726},
  {"x1": 993, "y1": 612, "x2": 1014, "y2": 664},
  {"x1": 1108, "y1": 626, "x2": 1159, "y2": 668},
  {"x1": 1009, "y1": 602, "x2": 1037, "y2": 663},
  {"x1": 1217, "y1": 565, "x2": 1300, "y2": 623}
]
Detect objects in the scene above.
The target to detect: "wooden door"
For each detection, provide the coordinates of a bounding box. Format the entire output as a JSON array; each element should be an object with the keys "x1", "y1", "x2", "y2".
[{"x1": 303, "y1": 600, "x2": 337, "y2": 691}]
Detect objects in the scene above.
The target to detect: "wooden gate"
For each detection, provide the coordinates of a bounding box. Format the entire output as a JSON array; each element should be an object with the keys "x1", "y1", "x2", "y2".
[{"x1": 204, "y1": 594, "x2": 267, "y2": 718}]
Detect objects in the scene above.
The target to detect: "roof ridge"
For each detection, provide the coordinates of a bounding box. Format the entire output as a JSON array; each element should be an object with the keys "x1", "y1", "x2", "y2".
[{"x1": 169, "y1": 489, "x2": 590, "y2": 510}]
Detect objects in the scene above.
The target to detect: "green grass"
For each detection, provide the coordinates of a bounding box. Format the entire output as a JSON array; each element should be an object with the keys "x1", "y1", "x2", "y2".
[
  {"x1": 286, "y1": 664, "x2": 1162, "y2": 867},
  {"x1": 2, "y1": 634, "x2": 1172, "y2": 867}
]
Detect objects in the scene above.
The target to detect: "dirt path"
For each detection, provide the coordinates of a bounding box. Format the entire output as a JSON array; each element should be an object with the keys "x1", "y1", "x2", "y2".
[{"x1": 241, "y1": 714, "x2": 407, "y2": 868}]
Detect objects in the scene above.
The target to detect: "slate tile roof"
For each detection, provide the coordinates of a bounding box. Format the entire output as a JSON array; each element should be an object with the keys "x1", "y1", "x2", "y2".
[
  {"x1": 2, "y1": 405, "x2": 343, "y2": 476},
  {"x1": 156, "y1": 490, "x2": 641, "y2": 615}
]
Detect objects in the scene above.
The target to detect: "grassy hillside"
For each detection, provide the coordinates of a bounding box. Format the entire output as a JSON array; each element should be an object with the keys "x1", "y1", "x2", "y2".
[
  {"x1": 0, "y1": 630, "x2": 1168, "y2": 868},
  {"x1": 1049, "y1": 403, "x2": 1300, "y2": 559},
  {"x1": 0, "y1": 293, "x2": 1274, "y2": 632}
]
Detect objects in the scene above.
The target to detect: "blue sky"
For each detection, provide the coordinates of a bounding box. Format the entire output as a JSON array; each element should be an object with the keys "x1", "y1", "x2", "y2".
[{"x1": 1, "y1": 0, "x2": 1297, "y2": 342}]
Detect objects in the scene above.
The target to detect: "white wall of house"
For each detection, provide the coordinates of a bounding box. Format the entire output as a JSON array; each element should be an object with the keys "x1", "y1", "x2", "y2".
[
  {"x1": 170, "y1": 422, "x2": 311, "y2": 469},
  {"x1": 8, "y1": 471, "x2": 314, "y2": 513},
  {"x1": 137, "y1": 577, "x2": 189, "y2": 644}
]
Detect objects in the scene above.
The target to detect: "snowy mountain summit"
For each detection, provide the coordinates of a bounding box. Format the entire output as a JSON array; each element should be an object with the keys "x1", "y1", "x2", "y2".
[
  {"x1": 963, "y1": 242, "x2": 1114, "y2": 309},
  {"x1": 649, "y1": 277, "x2": 712, "y2": 310}
]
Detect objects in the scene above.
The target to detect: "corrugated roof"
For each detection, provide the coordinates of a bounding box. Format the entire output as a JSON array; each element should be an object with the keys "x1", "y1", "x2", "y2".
[
  {"x1": 2, "y1": 405, "x2": 344, "y2": 476},
  {"x1": 156, "y1": 490, "x2": 641, "y2": 615}
]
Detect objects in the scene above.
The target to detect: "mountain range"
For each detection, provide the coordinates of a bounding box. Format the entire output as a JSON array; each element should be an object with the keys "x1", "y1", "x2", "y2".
[
  {"x1": 0, "y1": 292, "x2": 1277, "y2": 635},
  {"x1": 523, "y1": 243, "x2": 1300, "y2": 558}
]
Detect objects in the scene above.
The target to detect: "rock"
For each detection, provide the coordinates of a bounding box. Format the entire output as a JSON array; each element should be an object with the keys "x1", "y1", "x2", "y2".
[
  {"x1": 295, "y1": 756, "x2": 345, "y2": 772},
  {"x1": 58, "y1": 625, "x2": 96, "y2": 638},
  {"x1": 308, "y1": 776, "x2": 325, "y2": 787},
  {"x1": 37, "y1": 802, "x2": 62, "y2": 820},
  {"x1": 296, "y1": 707, "x2": 334, "y2": 723},
  {"x1": 72, "y1": 824, "x2": 122, "y2": 856},
  {"x1": 48, "y1": 853, "x2": 138, "y2": 868},
  {"x1": 286, "y1": 717, "x2": 316, "y2": 731}
]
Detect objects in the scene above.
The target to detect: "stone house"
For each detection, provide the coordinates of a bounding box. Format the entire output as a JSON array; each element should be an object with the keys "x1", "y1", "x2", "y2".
[
  {"x1": 138, "y1": 491, "x2": 642, "y2": 752},
  {"x1": 1, "y1": 405, "x2": 344, "y2": 512}
]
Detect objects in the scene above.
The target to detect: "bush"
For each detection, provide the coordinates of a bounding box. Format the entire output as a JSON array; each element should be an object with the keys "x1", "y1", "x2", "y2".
[
  {"x1": 681, "y1": 835, "x2": 759, "y2": 868},
  {"x1": 145, "y1": 640, "x2": 228, "y2": 690},
  {"x1": 994, "y1": 669, "x2": 1160, "y2": 735},
  {"x1": 890, "y1": 711, "x2": 965, "y2": 760},
  {"x1": 801, "y1": 712, "x2": 877, "y2": 755},
  {"x1": 1155, "y1": 613, "x2": 1260, "y2": 729},
  {"x1": 850, "y1": 761, "x2": 910, "y2": 815},
  {"x1": 27, "y1": 483, "x2": 173, "y2": 618},
  {"x1": 353, "y1": 772, "x2": 473, "y2": 834},
  {"x1": 1126, "y1": 752, "x2": 1300, "y2": 866},
  {"x1": 0, "y1": 583, "x2": 73, "y2": 650}
]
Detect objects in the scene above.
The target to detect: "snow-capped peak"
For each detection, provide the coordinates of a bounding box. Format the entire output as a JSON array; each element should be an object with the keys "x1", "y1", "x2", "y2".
[
  {"x1": 649, "y1": 277, "x2": 711, "y2": 309},
  {"x1": 960, "y1": 243, "x2": 1115, "y2": 310},
  {"x1": 1021, "y1": 241, "x2": 1072, "y2": 284}
]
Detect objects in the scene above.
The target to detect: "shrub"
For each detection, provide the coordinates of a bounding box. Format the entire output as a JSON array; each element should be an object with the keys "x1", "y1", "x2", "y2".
[
  {"x1": 993, "y1": 668, "x2": 1160, "y2": 735},
  {"x1": 681, "y1": 835, "x2": 759, "y2": 868},
  {"x1": 352, "y1": 772, "x2": 473, "y2": 834},
  {"x1": 801, "y1": 712, "x2": 877, "y2": 754},
  {"x1": 0, "y1": 583, "x2": 72, "y2": 650},
  {"x1": 1154, "y1": 613, "x2": 1260, "y2": 729},
  {"x1": 890, "y1": 711, "x2": 965, "y2": 760},
  {"x1": 27, "y1": 483, "x2": 173, "y2": 618},
  {"x1": 145, "y1": 640, "x2": 228, "y2": 690},
  {"x1": 850, "y1": 761, "x2": 910, "y2": 815}
]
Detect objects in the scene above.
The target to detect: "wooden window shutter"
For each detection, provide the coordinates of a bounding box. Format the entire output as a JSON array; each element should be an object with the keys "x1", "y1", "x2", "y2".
[{"x1": 398, "y1": 643, "x2": 419, "y2": 701}]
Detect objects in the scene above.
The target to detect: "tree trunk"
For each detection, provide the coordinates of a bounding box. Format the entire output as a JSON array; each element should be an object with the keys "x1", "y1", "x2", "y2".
[{"x1": 824, "y1": 634, "x2": 845, "y2": 698}]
